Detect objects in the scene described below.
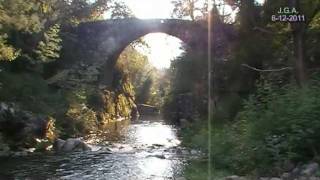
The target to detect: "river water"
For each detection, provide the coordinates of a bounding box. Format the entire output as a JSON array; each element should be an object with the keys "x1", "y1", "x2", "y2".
[{"x1": 0, "y1": 116, "x2": 200, "y2": 180}]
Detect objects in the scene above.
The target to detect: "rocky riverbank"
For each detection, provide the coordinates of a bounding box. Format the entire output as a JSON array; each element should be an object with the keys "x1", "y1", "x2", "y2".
[
  {"x1": 0, "y1": 99, "x2": 137, "y2": 157},
  {"x1": 225, "y1": 163, "x2": 320, "y2": 180},
  {"x1": 0, "y1": 102, "x2": 56, "y2": 156}
]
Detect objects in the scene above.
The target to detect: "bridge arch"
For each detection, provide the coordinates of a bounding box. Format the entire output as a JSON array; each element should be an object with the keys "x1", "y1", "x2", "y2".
[
  {"x1": 51, "y1": 18, "x2": 233, "y2": 91},
  {"x1": 75, "y1": 18, "x2": 206, "y2": 86},
  {"x1": 78, "y1": 19, "x2": 204, "y2": 58}
]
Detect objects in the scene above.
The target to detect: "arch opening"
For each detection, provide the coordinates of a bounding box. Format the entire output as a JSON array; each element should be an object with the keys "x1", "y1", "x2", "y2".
[
  {"x1": 115, "y1": 33, "x2": 186, "y2": 109},
  {"x1": 131, "y1": 33, "x2": 185, "y2": 69}
]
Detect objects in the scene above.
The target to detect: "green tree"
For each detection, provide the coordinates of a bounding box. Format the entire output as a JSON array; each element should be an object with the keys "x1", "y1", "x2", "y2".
[
  {"x1": 0, "y1": 35, "x2": 20, "y2": 61},
  {"x1": 136, "y1": 77, "x2": 153, "y2": 104},
  {"x1": 0, "y1": 0, "x2": 44, "y2": 61},
  {"x1": 171, "y1": 0, "x2": 208, "y2": 21},
  {"x1": 287, "y1": 0, "x2": 320, "y2": 86},
  {"x1": 109, "y1": 1, "x2": 133, "y2": 19},
  {"x1": 34, "y1": 24, "x2": 62, "y2": 63},
  {"x1": 116, "y1": 45, "x2": 149, "y2": 88}
]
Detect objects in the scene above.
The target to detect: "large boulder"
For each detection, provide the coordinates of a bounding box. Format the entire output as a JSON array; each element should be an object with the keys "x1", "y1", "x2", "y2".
[
  {"x1": 53, "y1": 138, "x2": 91, "y2": 152},
  {"x1": 53, "y1": 138, "x2": 66, "y2": 152},
  {"x1": 301, "y1": 163, "x2": 319, "y2": 176}
]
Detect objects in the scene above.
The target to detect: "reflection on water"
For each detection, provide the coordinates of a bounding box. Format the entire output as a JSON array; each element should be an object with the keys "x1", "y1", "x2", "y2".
[
  {"x1": 137, "y1": 157, "x2": 180, "y2": 179},
  {"x1": 126, "y1": 120, "x2": 181, "y2": 147},
  {"x1": 0, "y1": 116, "x2": 192, "y2": 180}
]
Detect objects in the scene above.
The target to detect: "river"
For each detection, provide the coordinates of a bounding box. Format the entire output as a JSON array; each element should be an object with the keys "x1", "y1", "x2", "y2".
[{"x1": 0, "y1": 116, "x2": 201, "y2": 180}]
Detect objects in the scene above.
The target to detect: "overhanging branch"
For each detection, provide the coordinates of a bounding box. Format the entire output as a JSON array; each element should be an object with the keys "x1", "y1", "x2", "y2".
[
  {"x1": 253, "y1": 26, "x2": 276, "y2": 34},
  {"x1": 241, "y1": 64, "x2": 293, "y2": 72}
]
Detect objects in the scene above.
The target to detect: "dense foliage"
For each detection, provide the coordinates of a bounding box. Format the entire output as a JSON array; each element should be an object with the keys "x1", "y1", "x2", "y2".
[
  {"x1": 162, "y1": 0, "x2": 320, "y2": 177},
  {"x1": 0, "y1": 0, "x2": 149, "y2": 151},
  {"x1": 181, "y1": 77, "x2": 320, "y2": 175},
  {"x1": 116, "y1": 43, "x2": 166, "y2": 107}
]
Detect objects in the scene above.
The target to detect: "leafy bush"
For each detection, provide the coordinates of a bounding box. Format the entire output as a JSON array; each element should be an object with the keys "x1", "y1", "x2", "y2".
[
  {"x1": 235, "y1": 78, "x2": 320, "y2": 173},
  {"x1": 63, "y1": 103, "x2": 98, "y2": 137},
  {"x1": 181, "y1": 77, "x2": 320, "y2": 175},
  {"x1": 184, "y1": 159, "x2": 231, "y2": 180}
]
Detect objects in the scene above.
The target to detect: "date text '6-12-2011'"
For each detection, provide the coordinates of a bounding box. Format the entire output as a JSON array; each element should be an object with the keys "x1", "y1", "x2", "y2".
[{"x1": 271, "y1": 7, "x2": 305, "y2": 22}]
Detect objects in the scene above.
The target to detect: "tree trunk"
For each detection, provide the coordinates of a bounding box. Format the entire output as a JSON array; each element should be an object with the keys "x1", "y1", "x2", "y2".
[
  {"x1": 239, "y1": 0, "x2": 255, "y2": 32},
  {"x1": 292, "y1": 27, "x2": 307, "y2": 86},
  {"x1": 289, "y1": 0, "x2": 307, "y2": 86}
]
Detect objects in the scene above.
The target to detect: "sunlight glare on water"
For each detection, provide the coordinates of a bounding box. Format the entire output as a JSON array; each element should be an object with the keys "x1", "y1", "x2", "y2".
[
  {"x1": 137, "y1": 157, "x2": 175, "y2": 179},
  {"x1": 131, "y1": 121, "x2": 181, "y2": 147}
]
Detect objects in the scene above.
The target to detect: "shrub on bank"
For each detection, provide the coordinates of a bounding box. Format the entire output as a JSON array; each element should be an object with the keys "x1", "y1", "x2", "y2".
[
  {"x1": 235, "y1": 78, "x2": 320, "y2": 174},
  {"x1": 181, "y1": 77, "x2": 320, "y2": 175}
]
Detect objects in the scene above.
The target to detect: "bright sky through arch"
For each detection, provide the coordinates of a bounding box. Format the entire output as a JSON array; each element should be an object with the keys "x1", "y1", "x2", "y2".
[
  {"x1": 124, "y1": 0, "x2": 184, "y2": 69},
  {"x1": 141, "y1": 33, "x2": 184, "y2": 69}
]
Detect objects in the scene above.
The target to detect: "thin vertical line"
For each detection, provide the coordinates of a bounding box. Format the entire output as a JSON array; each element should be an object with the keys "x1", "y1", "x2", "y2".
[{"x1": 207, "y1": 0, "x2": 213, "y2": 179}]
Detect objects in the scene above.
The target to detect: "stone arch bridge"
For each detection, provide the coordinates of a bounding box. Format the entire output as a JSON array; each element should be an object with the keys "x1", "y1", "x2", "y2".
[{"x1": 49, "y1": 18, "x2": 231, "y2": 88}]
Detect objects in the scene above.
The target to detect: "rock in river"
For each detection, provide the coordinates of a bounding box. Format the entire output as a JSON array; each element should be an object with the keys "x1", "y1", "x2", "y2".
[{"x1": 53, "y1": 138, "x2": 91, "y2": 152}]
